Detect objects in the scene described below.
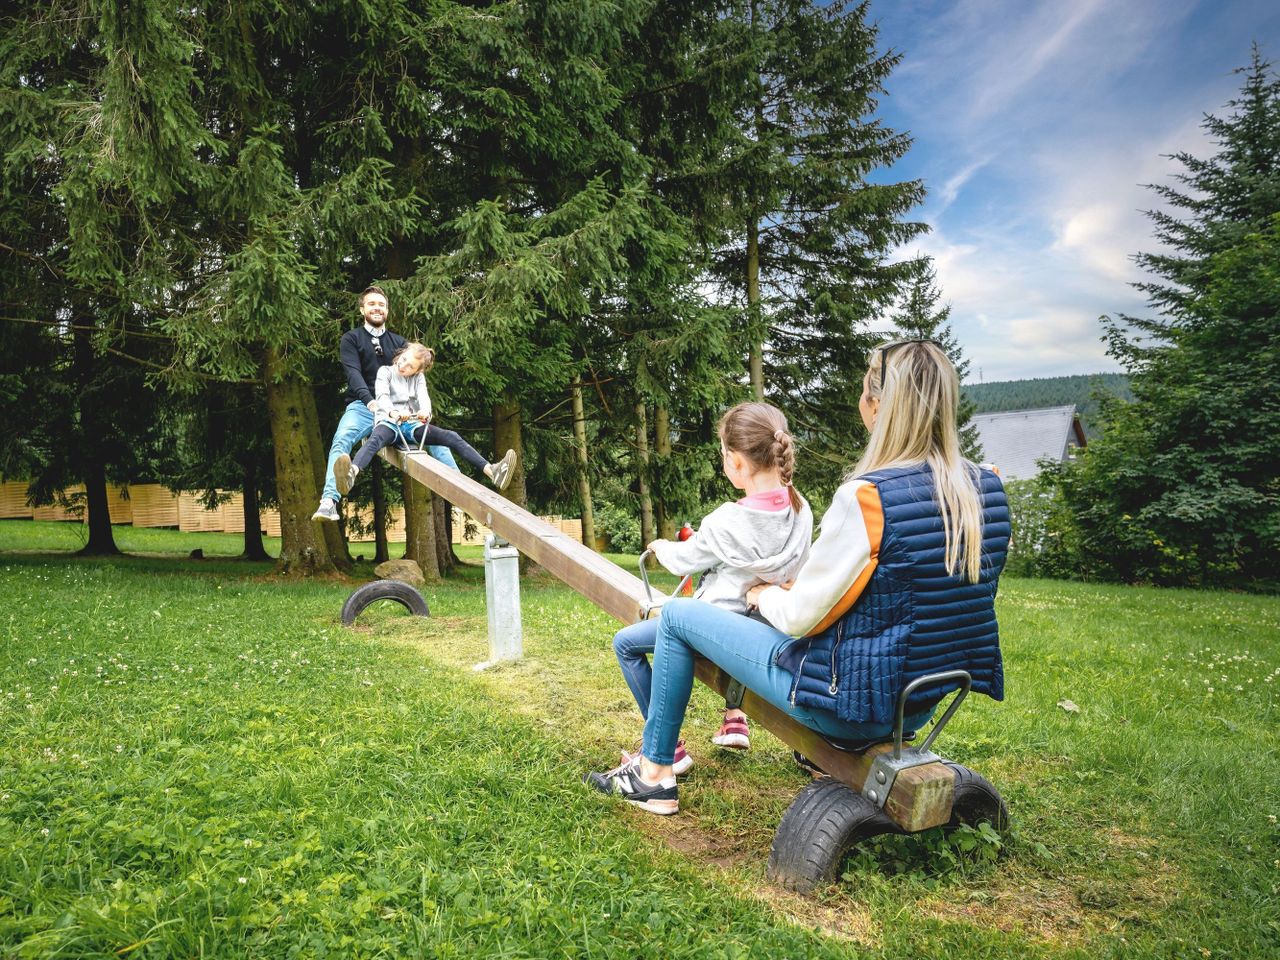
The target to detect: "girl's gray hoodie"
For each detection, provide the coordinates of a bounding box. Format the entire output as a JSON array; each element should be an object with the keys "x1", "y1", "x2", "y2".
[{"x1": 650, "y1": 494, "x2": 813, "y2": 614}]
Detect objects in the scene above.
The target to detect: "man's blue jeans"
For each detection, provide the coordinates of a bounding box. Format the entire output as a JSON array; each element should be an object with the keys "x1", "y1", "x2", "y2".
[
  {"x1": 642, "y1": 598, "x2": 934, "y2": 766},
  {"x1": 322, "y1": 400, "x2": 458, "y2": 502}
]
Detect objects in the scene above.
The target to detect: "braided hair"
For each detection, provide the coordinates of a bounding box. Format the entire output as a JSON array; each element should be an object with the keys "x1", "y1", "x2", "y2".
[{"x1": 717, "y1": 402, "x2": 803, "y2": 511}]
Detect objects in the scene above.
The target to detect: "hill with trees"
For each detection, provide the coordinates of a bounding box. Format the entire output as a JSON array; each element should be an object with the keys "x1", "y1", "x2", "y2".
[{"x1": 963, "y1": 373, "x2": 1131, "y2": 437}]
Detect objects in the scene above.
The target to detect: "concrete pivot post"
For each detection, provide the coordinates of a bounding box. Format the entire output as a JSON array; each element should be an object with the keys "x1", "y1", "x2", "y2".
[{"x1": 476, "y1": 534, "x2": 522, "y2": 670}]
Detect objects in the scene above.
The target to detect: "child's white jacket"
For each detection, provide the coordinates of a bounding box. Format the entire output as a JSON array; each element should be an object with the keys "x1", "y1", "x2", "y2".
[
  {"x1": 373, "y1": 367, "x2": 432, "y2": 427},
  {"x1": 651, "y1": 494, "x2": 813, "y2": 614}
]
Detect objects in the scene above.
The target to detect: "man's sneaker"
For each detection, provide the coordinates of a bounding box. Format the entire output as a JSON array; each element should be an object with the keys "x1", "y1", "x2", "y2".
[
  {"x1": 334, "y1": 454, "x2": 359, "y2": 496},
  {"x1": 712, "y1": 716, "x2": 750, "y2": 751},
  {"x1": 584, "y1": 757, "x2": 679, "y2": 816},
  {"x1": 486, "y1": 449, "x2": 517, "y2": 490},
  {"x1": 622, "y1": 739, "x2": 693, "y2": 776},
  {"x1": 311, "y1": 498, "x2": 339, "y2": 522}
]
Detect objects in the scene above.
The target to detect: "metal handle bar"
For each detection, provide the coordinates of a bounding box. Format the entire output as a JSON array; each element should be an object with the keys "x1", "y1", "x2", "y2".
[
  {"x1": 893, "y1": 669, "x2": 971, "y2": 759},
  {"x1": 637, "y1": 549, "x2": 692, "y2": 615}
]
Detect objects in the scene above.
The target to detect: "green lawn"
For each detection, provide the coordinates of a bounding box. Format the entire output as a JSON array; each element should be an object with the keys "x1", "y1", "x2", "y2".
[{"x1": 1, "y1": 520, "x2": 1277, "y2": 958}]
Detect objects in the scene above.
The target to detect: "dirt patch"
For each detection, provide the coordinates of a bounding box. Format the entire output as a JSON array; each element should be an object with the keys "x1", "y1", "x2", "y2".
[
  {"x1": 919, "y1": 880, "x2": 1095, "y2": 944},
  {"x1": 633, "y1": 813, "x2": 879, "y2": 945}
]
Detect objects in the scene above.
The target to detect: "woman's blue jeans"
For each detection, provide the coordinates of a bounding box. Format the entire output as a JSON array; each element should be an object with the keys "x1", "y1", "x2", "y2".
[
  {"x1": 322, "y1": 401, "x2": 458, "y2": 502},
  {"x1": 641, "y1": 598, "x2": 933, "y2": 766}
]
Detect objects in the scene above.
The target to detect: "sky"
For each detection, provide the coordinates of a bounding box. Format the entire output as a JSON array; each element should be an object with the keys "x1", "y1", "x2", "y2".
[{"x1": 866, "y1": 0, "x2": 1280, "y2": 382}]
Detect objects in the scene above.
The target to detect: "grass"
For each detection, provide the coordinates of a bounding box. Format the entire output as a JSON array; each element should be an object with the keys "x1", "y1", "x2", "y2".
[{"x1": 1, "y1": 519, "x2": 1277, "y2": 958}]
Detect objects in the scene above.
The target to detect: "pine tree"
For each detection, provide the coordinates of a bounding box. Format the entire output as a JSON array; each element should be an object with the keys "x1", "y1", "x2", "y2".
[
  {"x1": 890, "y1": 261, "x2": 981, "y2": 460},
  {"x1": 712, "y1": 0, "x2": 927, "y2": 490},
  {"x1": 1052, "y1": 49, "x2": 1280, "y2": 587}
]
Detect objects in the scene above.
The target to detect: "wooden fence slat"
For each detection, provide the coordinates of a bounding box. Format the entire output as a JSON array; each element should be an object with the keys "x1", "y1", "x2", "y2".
[{"x1": 0, "y1": 482, "x2": 33, "y2": 519}]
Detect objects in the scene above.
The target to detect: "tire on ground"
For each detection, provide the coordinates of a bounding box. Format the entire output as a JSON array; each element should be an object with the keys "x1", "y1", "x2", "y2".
[
  {"x1": 943, "y1": 761, "x2": 1010, "y2": 831},
  {"x1": 766, "y1": 778, "x2": 901, "y2": 894},
  {"x1": 341, "y1": 579, "x2": 430, "y2": 626}
]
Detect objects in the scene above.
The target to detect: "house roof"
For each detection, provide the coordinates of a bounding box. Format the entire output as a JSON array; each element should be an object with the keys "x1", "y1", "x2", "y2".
[{"x1": 970, "y1": 405, "x2": 1083, "y2": 480}]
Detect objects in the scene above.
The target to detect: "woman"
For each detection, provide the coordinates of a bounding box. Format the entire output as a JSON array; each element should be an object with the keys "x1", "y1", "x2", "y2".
[{"x1": 587, "y1": 340, "x2": 1011, "y2": 815}]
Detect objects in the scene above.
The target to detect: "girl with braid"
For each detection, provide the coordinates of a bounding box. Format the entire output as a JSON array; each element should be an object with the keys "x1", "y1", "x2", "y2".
[{"x1": 609, "y1": 402, "x2": 812, "y2": 776}]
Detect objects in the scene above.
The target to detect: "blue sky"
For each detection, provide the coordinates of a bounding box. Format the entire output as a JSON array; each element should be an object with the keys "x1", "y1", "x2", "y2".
[{"x1": 867, "y1": 0, "x2": 1280, "y2": 382}]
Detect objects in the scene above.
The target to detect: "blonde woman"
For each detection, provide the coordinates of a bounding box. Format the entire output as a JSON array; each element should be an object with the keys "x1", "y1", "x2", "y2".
[
  {"x1": 587, "y1": 340, "x2": 1011, "y2": 815},
  {"x1": 334, "y1": 342, "x2": 517, "y2": 494}
]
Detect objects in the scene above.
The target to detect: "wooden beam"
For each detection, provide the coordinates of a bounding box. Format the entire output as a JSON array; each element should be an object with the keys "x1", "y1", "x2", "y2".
[{"x1": 382, "y1": 448, "x2": 663, "y2": 625}]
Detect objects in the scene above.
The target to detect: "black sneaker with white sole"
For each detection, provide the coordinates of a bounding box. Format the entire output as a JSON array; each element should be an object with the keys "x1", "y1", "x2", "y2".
[{"x1": 585, "y1": 757, "x2": 679, "y2": 815}]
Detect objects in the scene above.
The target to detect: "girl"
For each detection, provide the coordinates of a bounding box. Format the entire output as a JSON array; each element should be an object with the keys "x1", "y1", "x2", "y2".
[
  {"x1": 588, "y1": 341, "x2": 1011, "y2": 815},
  {"x1": 334, "y1": 342, "x2": 517, "y2": 495},
  {"x1": 610, "y1": 402, "x2": 813, "y2": 775}
]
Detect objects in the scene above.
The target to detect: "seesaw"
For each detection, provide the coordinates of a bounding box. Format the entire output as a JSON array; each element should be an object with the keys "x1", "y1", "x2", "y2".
[{"x1": 345, "y1": 447, "x2": 1007, "y2": 893}]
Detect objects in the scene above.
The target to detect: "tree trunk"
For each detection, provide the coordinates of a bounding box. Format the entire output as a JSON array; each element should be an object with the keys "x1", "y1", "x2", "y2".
[
  {"x1": 493, "y1": 394, "x2": 529, "y2": 573},
  {"x1": 264, "y1": 348, "x2": 335, "y2": 575},
  {"x1": 72, "y1": 323, "x2": 118, "y2": 556},
  {"x1": 303, "y1": 385, "x2": 350, "y2": 568},
  {"x1": 571, "y1": 380, "x2": 597, "y2": 550},
  {"x1": 240, "y1": 458, "x2": 269, "y2": 561},
  {"x1": 654, "y1": 403, "x2": 676, "y2": 540},
  {"x1": 371, "y1": 458, "x2": 389, "y2": 564},
  {"x1": 747, "y1": 217, "x2": 765, "y2": 400},
  {"x1": 433, "y1": 494, "x2": 455, "y2": 575},
  {"x1": 493, "y1": 393, "x2": 526, "y2": 508},
  {"x1": 636, "y1": 402, "x2": 655, "y2": 552},
  {"x1": 401, "y1": 473, "x2": 440, "y2": 582}
]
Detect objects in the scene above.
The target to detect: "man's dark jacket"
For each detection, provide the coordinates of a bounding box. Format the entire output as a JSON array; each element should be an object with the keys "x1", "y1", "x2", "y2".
[{"x1": 340, "y1": 327, "x2": 407, "y2": 405}]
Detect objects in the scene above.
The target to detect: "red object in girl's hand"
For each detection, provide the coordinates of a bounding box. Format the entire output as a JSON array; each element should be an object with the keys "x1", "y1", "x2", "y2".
[{"x1": 678, "y1": 522, "x2": 694, "y2": 542}]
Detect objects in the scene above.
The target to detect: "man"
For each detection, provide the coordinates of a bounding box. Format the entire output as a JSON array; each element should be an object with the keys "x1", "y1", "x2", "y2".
[{"x1": 312, "y1": 285, "x2": 459, "y2": 522}]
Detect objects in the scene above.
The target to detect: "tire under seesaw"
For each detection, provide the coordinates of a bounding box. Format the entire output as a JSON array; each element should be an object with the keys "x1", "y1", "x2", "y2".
[
  {"x1": 691, "y1": 656, "x2": 1008, "y2": 894},
  {"x1": 341, "y1": 579, "x2": 431, "y2": 626},
  {"x1": 765, "y1": 760, "x2": 1009, "y2": 894}
]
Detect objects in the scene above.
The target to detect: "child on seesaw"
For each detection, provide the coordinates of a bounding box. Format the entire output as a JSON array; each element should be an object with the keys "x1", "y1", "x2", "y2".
[
  {"x1": 610, "y1": 401, "x2": 813, "y2": 774},
  {"x1": 334, "y1": 342, "x2": 517, "y2": 495}
]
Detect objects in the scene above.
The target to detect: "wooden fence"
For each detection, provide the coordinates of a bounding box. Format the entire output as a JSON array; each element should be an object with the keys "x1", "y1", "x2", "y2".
[{"x1": 1, "y1": 480, "x2": 581, "y2": 544}]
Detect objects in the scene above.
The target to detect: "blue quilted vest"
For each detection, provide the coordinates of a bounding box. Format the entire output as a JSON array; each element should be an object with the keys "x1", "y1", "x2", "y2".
[{"x1": 779, "y1": 463, "x2": 1010, "y2": 726}]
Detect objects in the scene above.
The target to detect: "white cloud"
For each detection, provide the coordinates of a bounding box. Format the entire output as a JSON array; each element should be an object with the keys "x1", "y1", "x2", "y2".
[{"x1": 871, "y1": 0, "x2": 1248, "y2": 381}]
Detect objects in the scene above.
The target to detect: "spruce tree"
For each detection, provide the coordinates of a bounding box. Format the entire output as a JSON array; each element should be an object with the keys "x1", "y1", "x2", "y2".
[
  {"x1": 890, "y1": 261, "x2": 981, "y2": 460},
  {"x1": 1053, "y1": 49, "x2": 1280, "y2": 587},
  {"x1": 713, "y1": 0, "x2": 926, "y2": 488}
]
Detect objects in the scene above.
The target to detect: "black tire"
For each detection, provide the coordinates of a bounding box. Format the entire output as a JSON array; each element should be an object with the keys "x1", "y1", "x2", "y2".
[
  {"x1": 943, "y1": 761, "x2": 1010, "y2": 832},
  {"x1": 341, "y1": 579, "x2": 430, "y2": 626},
  {"x1": 766, "y1": 778, "x2": 902, "y2": 894}
]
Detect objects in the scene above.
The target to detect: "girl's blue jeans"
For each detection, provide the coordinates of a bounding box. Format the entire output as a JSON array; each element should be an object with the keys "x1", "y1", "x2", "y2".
[
  {"x1": 323, "y1": 401, "x2": 458, "y2": 502},
  {"x1": 641, "y1": 598, "x2": 934, "y2": 766},
  {"x1": 613, "y1": 618, "x2": 661, "y2": 720}
]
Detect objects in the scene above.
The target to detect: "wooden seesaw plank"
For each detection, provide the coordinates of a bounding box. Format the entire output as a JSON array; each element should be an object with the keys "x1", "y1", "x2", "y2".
[
  {"x1": 382, "y1": 446, "x2": 953, "y2": 831},
  {"x1": 381, "y1": 448, "x2": 662, "y2": 624}
]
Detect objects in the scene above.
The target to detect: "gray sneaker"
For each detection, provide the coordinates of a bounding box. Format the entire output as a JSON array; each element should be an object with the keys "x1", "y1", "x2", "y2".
[
  {"x1": 311, "y1": 498, "x2": 339, "y2": 522},
  {"x1": 334, "y1": 454, "x2": 359, "y2": 496},
  {"x1": 487, "y1": 449, "x2": 517, "y2": 491}
]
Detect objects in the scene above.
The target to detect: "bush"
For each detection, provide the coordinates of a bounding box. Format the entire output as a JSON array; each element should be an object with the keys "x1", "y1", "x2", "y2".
[
  {"x1": 1002, "y1": 474, "x2": 1080, "y2": 580},
  {"x1": 592, "y1": 500, "x2": 642, "y2": 553}
]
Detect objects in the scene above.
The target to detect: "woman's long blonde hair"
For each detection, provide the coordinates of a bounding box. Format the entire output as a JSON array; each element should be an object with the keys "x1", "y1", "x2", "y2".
[{"x1": 854, "y1": 340, "x2": 984, "y2": 583}]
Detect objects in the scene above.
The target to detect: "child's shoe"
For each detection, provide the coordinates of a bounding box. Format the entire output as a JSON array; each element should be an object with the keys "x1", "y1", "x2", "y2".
[
  {"x1": 484, "y1": 449, "x2": 517, "y2": 490},
  {"x1": 311, "y1": 498, "x2": 339, "y2": 522},
  {"x1": 334, "y1": 454, "x2": 359, "y2": 496},
  {"x1": 712, "y1": 715, "x2": 750, "y2": 751},
  {"x1": 584, "y1": 756, "x2": 679, "y2": 816}
]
